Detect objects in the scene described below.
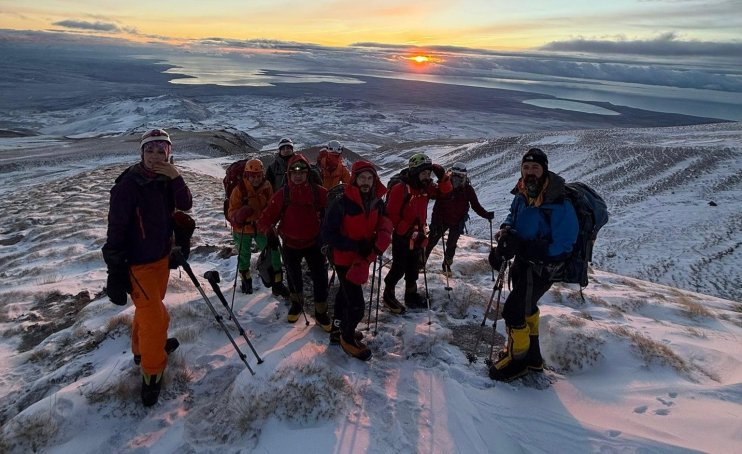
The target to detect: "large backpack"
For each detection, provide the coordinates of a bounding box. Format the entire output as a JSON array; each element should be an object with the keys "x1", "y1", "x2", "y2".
[
  {"x1": 552, "y1": 182, "x2": 609, "y2": 287},
  {"x1": 385, "y1": 172, "x2": 412, "y2": 218},
  {"x1": 222, "y1": 159, "x2": 249, "y2": 221}
]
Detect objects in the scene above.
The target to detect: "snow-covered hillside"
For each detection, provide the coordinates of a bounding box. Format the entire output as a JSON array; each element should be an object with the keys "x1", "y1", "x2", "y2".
[
  {"x1": 0, "y1": 125, "x2": 740, "y2": 452},
  {"x1": 397, "y1": 122, "x2": 742, "y2": 303}
]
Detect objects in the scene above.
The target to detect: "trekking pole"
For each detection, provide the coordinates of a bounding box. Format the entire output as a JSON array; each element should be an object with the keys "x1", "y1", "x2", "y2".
[
  {"x1": 373, "y1": 255, "x2": 383, "y2": 336},
  {"x1": 230, "y1": 231, "x2": 246, "y2": 318},
  {"x1": 172, "y1": 251, "x2": 255, "y2": 375},
  {"x1": 489, "y1": 220, "x2": 495, "y2": 282},
  {"x1": 466, "y1": 259, "x2": 508, "y2": 364},
  {"x1": 485, "y1": 260, "x2": 509, "y2": 367},
  {"x1": 366, "y1": 256, "x2": 377, "y2": 331},
  {"x1": 204, "y1": 270, "x2": 264, "y2": 364},
  {"x1": 275, "y1": 240, "x2": 310, "y2": 326},
  {"x1": 420, "y1": 249, "x2": 432, "y2": 326},
  {"x1": 441, "y1": 230, "x2": 452, "y2": 293}
]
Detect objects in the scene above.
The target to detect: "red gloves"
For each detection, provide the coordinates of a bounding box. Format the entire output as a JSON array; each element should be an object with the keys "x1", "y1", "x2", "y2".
[{"x1": 346, "y1": 259, "x2": 370, "y2": 285}]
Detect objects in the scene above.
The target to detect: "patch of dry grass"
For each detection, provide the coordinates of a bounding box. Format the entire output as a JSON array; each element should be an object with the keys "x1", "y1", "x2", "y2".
[
  {"x1": 0, "y1": 411, "x2": 59, "y2": 453},
  {"x1": 105, "y1": 313, "x2": 133, "y2": 332},
  {"x1": 548, "y1": 330, "x2": 604, "y2": 373},
  {"x1": 675, "y1": 295, "x2": 714, "y2": 319},
  {"x1": 612, "y1": 326, "x2": 690, "y2": 374}
]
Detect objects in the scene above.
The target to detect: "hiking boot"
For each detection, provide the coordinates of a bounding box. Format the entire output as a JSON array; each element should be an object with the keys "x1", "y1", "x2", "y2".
[
  {"x1": 329, "y1": 319, "x2": 342, "y2": 344},
  {"x1": 287, "y1": 293, "x2": 303, "y2": 323},
  {"x1": 489, "y1": 325, "x2": 530, "y2": 382},
  {"x1": 526, "y1": 336, "x2": 544, "y2": 371},
  {"x1": 382, "y1": 286, "x2": 406, "y2": 314},
  {"x1": 525, "y1": 310, "x2": 544, "y2": 371},
  {"x1": 314, "y1": 301, "x2": 332, "y2": 332},
  {"x1": 332, "y1": 331, "x2": 364, "y2": 344},
  {"x1": 340, "y1": 337, "x2": 372, "y2": 361},
  {"x1": 272, "y1": 283, "x2": 289, "y2": 298},
  {"x1": 240, "y1": 271, "x2": 253, "y2": 294},
  {"x1": 141, "y1": 372, "x2": 163, "y2": 407},
  {"x1": 404, "y1": 284, "x2": 427, "y2": 309},
  {"x1": 134, "y1": 337, "x2": 179, "y2": 365},
  {"x1": 442, "y1": 261, "x2": 452, "y2": 277}
]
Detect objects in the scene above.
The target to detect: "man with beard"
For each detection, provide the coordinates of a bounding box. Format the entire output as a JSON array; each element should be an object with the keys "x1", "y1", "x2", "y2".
[
  {"x1": 258, "y1": 154, "x2": 331, "y2": 330},
  {"x1": 322, "y1": 161, "x2": 392, "y2": 360},
  {"x1": 383, "y1": 153, "x2": 452, "y2": 314},
  {"x1": 488, "y1": 148, "x2": 578, "y2": 381}
]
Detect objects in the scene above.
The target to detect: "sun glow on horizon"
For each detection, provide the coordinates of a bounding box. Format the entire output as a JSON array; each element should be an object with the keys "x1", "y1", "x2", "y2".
[{"x1": 405, "y1": 54, "x2": 443, "y2": 69}]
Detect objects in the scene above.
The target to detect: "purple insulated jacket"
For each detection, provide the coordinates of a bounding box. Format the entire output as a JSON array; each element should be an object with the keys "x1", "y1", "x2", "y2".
[
  {"x1": 102, "y1": 164, "x2": 192, "y2": 267},
  {"x1": 430, "y1": 184, "x2": 489, "y2": 227}
]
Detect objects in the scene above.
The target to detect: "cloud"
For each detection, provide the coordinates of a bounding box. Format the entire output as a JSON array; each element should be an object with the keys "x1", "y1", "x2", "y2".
[
  {"x1": 52, "y1": 20, "x2": 123, "y2": 33},
  {"x1": 541, "y1": 32, "x2": 742, "y2": 57}
]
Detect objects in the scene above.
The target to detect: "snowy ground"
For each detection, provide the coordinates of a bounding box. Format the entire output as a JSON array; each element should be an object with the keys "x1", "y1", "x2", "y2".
[{"x1": 0, "y1": 130, "x2": 740, "y2": 452}]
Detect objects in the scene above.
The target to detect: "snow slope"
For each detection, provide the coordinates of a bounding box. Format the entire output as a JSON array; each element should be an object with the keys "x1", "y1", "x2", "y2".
[{"x1": 0, "y1": 126, "x2": 740, "y2": 453}]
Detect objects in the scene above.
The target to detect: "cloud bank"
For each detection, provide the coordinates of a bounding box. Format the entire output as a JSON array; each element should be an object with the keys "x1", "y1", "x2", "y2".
[{"x1": 541, "y1": 32, "x2": 742, "y2": 58}]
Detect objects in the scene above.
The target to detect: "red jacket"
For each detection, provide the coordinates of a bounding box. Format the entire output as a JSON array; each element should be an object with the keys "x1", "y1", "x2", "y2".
[
  {"x1": 258, "y1": 155, "x2": 327, "y2": 249},
  {"x1": 386, "y1": 170, "x2": 452, "y2": 237},
  {"x1": 322, "y1": 161, "x2": 392, "y2": 266}
]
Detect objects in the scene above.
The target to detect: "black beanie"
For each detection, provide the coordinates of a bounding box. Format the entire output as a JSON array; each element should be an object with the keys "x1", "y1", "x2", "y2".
[{"x1": 522, "y1": 148, "x2": 548, "y2": 173}]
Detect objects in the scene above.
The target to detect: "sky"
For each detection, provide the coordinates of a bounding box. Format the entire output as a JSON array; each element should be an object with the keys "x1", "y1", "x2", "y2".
[{"x1": 2, "y1": 0, "x2": 741, "y2": 51}]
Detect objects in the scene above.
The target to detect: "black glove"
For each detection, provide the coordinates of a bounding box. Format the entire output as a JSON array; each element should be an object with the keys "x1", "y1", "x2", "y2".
[
  {"x1": 106, "y1": 267, "x2": 131, "y2": 306},
  {"x1": 431, "y1": 164, "x2": 445, "y2": 180},
  {"x1": 484, "y1": 211, "x2": 495, "y2": 221},
  {"x1": 521, "y1": 239, "x2": 550, "y2": 261},
  {"x1": 496, "y1": 229, "x2": 522, "y2": 260},
  {"x1": 357, "y1": 239, "x2": 374, "y2": 258},
  {"x1": 266, "y1": 231, "x2": 280, "y2": 249},
  {"x1": 488, "y1": 247, "x2": 503, "y2": 270}
]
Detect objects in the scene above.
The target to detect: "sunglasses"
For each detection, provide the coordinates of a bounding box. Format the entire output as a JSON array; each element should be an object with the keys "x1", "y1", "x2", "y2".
[
  {"x1": 143, "y1": 141, "x2": 170, "y2": 153},
  {"x1": 245, "y1": 171, "x2": 263, "y2": 178}
]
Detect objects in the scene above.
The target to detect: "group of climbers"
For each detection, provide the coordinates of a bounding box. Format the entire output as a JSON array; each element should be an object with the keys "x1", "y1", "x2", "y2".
[{"x1": 103, "y1": 130, "x2": 580, "y2": 406}]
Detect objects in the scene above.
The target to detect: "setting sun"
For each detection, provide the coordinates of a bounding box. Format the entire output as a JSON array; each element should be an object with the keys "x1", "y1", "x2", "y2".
[{"x1": 412, "y1": 55, "x2": 429, "y2": 63}]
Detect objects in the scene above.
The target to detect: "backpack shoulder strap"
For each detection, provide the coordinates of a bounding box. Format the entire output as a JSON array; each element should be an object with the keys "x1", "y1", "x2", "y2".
[
  {"x1": 398, "y1": 183, "x2": 412, "y2": 218},
  {"x1": 279, "y1": 184, "x2": 291, "y2": 220}
]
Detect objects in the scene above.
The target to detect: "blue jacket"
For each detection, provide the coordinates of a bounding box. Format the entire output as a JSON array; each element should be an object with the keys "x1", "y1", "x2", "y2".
[
  {"x1": 102, "y1": 163, "x2": 192, "y2": 268},
  {"x1": 502, "y1": 172, "x2": 578, "y2": 262}
]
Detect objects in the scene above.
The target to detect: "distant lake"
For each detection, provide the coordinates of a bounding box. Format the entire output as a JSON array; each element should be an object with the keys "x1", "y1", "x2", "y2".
[{"x1": 523, "y1": 99, "x2": 620, "y2": 116}]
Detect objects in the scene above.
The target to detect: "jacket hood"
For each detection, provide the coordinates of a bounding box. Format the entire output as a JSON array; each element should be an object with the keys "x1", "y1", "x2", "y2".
[{"x1": 350, "y1": 160, "x2": 386, "y2": 198}]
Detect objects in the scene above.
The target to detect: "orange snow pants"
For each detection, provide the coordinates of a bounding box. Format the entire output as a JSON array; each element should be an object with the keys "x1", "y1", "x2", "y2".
[{"x1": 129, "y1": 255, "x2": 170, "y2": 375}]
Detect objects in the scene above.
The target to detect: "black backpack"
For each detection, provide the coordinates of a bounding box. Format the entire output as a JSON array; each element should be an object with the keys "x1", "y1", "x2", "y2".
[
  {"x1": 549, "y1": 182, "x2": 609, "y2": 287},
  {"x1": 321, "y1": 183, "x2": 348, "y2": 264},
  {"x1": 256, "y1": 246, "x2": 274, "y2": 287}
]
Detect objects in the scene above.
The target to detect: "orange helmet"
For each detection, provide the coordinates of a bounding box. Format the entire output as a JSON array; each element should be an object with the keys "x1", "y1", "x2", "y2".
[{"x1": 245, "y1": 159, "x2": 264, "y2": 173}]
